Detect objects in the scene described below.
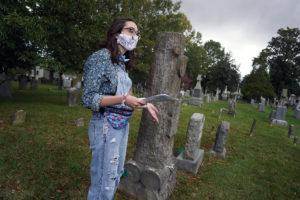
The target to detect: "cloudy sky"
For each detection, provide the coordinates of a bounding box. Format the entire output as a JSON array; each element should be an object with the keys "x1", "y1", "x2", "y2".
[{"x1": 177, "y1": 0, "x2": 300, "y2": 78}]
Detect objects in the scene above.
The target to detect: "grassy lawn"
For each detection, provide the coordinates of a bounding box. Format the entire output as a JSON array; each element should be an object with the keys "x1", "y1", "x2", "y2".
[{"x1": 0, "y1": 82, "x2": 299, "y2": 200}]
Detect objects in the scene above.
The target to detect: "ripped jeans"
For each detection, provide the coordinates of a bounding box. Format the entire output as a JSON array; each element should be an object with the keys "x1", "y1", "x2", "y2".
[{"x1": 87, "y1": 112, "x2": 129, "y2": 200}]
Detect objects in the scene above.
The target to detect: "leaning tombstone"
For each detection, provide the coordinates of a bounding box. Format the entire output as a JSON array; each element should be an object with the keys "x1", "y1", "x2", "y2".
[
  {"x1": 209, "y1": 121, "x2": 230, "y2": 158},
  {"x1": 288, "y1": 124, "x2": 294, "y2": 138},
  {"x1": 19, "y1": 76, "x2": 27, "y2": 90},
  {"x1": 119, "y1": 32, "x2": 187, "y2": 200},
  {"x1": 176, "y1": 113, "x2": 205, "y2": 174},
  {"x1": 67, "y1": 87, "x2": 79, "y2": 106},
  {"x1": 12, "y1": 110, "x2": 26, "y2": 125},
  {"x1": 249, "y1": 118, "x2": 256, "y2": 136},
  {"x1": 189, "y1": 74, "x2": 203, "y2": 107}
]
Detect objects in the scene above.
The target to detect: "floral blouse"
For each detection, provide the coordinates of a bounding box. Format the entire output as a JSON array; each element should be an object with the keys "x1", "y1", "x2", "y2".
[{"x1": 81, "y1": 48, "x2": 126, "y2": 112}]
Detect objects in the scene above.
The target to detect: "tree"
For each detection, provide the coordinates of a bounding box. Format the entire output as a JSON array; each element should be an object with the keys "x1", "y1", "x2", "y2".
[
  {"x1": 267, "y1": 27, "x2": 300, "y2": 96},
  {"x1": 205, "y1": 53, "x2": 240, "y2": 92},
  {"x1": 241, "y1": 67, "x2": 276, "y2": 101}
]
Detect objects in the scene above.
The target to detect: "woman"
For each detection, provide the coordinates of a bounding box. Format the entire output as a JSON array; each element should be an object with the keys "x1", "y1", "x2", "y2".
[{"x1": 81, "y1": 18, "x2": 159, "y2": 200}]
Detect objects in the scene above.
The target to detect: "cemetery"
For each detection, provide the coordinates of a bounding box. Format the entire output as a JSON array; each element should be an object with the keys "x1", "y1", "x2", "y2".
[
  {"x1": 1, "y1": 1, "x2": 300, "y2": 199},
  {"x1": 0, "y1": 79, "x2": 299, "y2": 199}
]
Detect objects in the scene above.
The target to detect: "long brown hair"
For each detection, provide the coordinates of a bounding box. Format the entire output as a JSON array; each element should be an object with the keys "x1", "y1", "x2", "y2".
[{"x1": 100, "y1": 18, "x2": 136, "y2": 70}]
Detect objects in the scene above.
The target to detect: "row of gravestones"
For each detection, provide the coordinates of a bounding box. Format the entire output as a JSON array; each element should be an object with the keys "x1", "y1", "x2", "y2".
[{"x1": 9, "y1": 109, "x2": 85, "y2": 127}]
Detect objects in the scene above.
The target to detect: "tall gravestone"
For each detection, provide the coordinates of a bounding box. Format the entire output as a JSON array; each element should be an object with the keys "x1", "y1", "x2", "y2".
[
  {"x1": 209, "y1": 121, "x2": 230, "y2": 158},
  {"x1": 251, "y1": 99, "x2": 255, "y2": 108},
  {"x1": 258, "y1": 96, "x2": 265, "y2": 112},
  {"x1": 221, "y1": 86, "x2": 228, "y2": 100},
  {"x1": 228, "y1": 98, "x2": 236, "y2": 117},
  {"x1": 119, "y1": 32, "x2": 187, "y2": 200},
  {"x1": 67, "y1": 88, "x2": 79, "y2": 106},
  {"x1": 176, "y1": 113, "x2": 205, "y2": 174},
  {"x1": 214, "y1": 88, "x2": 220, "y2": 102},
  {"x1": 294, "y1": 102, "x2": 300, "y2": 119},
  {"x1": 189, "y1": 75, "x2": 203, "y2": 107}
]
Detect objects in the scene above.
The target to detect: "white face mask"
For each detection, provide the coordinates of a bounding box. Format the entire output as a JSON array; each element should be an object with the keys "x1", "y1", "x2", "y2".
[{"x1": 117, "y1": 32, "x2": 139, "y2": 51}]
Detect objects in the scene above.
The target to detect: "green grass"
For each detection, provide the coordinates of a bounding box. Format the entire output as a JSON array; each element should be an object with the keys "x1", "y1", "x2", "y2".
[{"x1": 0, "y1": 82, "x2": 299, "y2": 200}]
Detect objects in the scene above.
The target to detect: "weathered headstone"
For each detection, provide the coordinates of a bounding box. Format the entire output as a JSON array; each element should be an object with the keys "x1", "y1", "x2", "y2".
[
  {"x1": 206, "y1": 94, "x2": 210, "y2": 103},
  {"x1": 0, "y1": 80, "x2": 12, "y2": 98},
  {"x1": 119, "y1": 32, "x2": 187, "y2": 200},
  {"x1": 269, "y1": 110, "x2": 276, "y2": 121},
  {"x1": 221, "y1": 86, "x2": 228, "y2": 100},
  {"x1": 214, "y1": 88, "x2": 220, "y2": 102},
  {"x1": 270, "y1": 106, "x2": 288, "y2": 126},
  {"x1": 251, "y1": 99, "x2": 255, "y2": 108},
  {"x1": 282, "y1": 89, "x2": 287, "y2": 98},
  {"x1": 249, "y1": 118, "x2": 256, "y2": 136},
  {"x1": 294, "y1": 136, "x2": 298, "y2": 146},
  {"x1": 209, "y1": 121, "x2": 230, "y2": 158},
  {"x1": 228, "y1": 98, "x2": 236, "y2": 117},
  {"x1": 218, "y1": 108, "x2": 227, "y2": 120},
  {"x1": 63, "y1": 79, "x2": 72, "y2": 88},
  {"x1": 76, "y1": 118, "x2": 84, "y2": 127},
  {"x1": 189, "y1": 75, "x2": 203, "y2": 107},
  {"x1": 19, "y1": 76, "x2": 27, "y2": 90},
  {"x1": 12, "y1": 110, "x2": 26, "y2": 125},
  {"x1": 67, "y1": 88, "x2": 79, "y2": 106},
  {"x1": 288, "y1": 124, "x2": 294, "y2": 138},
  {"x1": 184, "y1": 90, "x2": 190, "y2": 97},
  {"x1": 30, "y1": 79, "x2": 38, "y2": 90},
  {"x1": 294, "y1": 103, "x2": 300, "y2": 119},
  {"x1": 176, "y1": 113, "x2": 205, "y2": 174},
  {"x1": 258, "y1": 96, "x2": 265, "y2": 112}
]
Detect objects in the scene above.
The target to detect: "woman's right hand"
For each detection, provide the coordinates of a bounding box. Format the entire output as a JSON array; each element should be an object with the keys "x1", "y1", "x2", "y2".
[{"x1": 125, "y1": 94, "x2": 146, "y2": 108}]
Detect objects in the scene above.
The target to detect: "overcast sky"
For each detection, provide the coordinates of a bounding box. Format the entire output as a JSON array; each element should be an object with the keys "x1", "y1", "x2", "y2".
[{"x1": 177, "y1": 0, "x2": 300, "y2": 78}]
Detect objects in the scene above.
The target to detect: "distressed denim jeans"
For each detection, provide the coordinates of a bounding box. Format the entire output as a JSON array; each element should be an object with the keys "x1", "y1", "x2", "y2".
[
  {"x1": 87, "y1": 68, "x2": 132, "y2": 200},
  {"x1": 87, "y1": 112, "x2": 129, "y2": 200}
]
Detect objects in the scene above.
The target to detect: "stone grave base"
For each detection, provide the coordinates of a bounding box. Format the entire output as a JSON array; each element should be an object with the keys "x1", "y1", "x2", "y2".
[
  {"x1": 119, "y1": 164, "x2": 177, "y2": 200},
  {"x1": 188, "y1": 97, "x2": 203, "y2": 107},
  {"x1": 209, "y1": 147, "x2": 226, "y2": 159},
  {"x1": 176, "y1": 148, "x2": 204, "y2": 174},
  {"x1": 270, "y1": 119, "x2": 288, "y2": 127}
]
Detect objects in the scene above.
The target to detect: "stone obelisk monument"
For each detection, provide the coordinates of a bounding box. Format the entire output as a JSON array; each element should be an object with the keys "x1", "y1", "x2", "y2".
[{"x1": 119, "y1": 32, "x2": 187, "y2": 200}]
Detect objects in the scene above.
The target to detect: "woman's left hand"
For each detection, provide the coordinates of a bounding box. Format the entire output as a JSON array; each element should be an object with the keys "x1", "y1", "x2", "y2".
[{"x1": 136, "y1": 103, "x2": 159, "y2": 124}]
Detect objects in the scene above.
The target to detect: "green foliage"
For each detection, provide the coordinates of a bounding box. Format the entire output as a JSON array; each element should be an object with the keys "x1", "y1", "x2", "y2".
[
  {"x1": 254, "y1": 27, "x2": 300, "y2": 96},
  {"x1": 241, "y1": 67, "x2": 276, "y2": 101}
]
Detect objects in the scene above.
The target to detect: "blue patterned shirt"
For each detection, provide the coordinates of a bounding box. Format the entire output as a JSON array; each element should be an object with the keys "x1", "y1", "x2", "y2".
[{"x1": 81, "y1": 48, "x2": 126, "y2": 112}]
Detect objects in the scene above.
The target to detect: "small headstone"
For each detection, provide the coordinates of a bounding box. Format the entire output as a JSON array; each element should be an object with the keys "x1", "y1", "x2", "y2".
[
  {"x1": 294, "y1": 136, "x2": 298, "y2": 146},
  {"x1": 270, "y1": 106, "x2": 288, "y2": 126},
  {"x1": 249, "y1": 118, "x2": 256, "y2": 136},
  {"x1": 294, "y1": 103, "x2": 300, "y2": 119},
  {"x1": 221, "y1": 86, "x2": 228, "y2": 100},
  {"x1": 206, "y1": 94, "x2": 210, "y2": 103},
  {"x1": 228, "y1": 99, "x2": 236, "y2": 117},
  {"x1": 19, "y1": 76, "x2": 27, "y2": 90},
  {"x1": 184, "y1": 90, "x2": 190, "y2": 97},
  {"x1": 12, "y1": 110, "x2": 26, "y2": 125},
  {"x1": 0, "y1": 80, "x2": 12, "y2": 98},
  {"x1": 63, "y1": 79, "x2": 72, "y2": 88},
  {"x1": 251, "y1": 99, "x2": 255, "y2": 107},
  {"x1": 209, "y1": 121, "x2": 230, "y2": 158},
  {"x1": 282, "y1": 89, "x2": 287, "y2": 98},
  {"x1": 76, "y1": 118, "x2": 85, "y2": 127},
  {"x1": 288, "y1": 124, "x2": 294, "y2": 138},
  {"x1": 67, "y1": 87, "x2": 79, "y2": 106},
  {"x1": 176, "y1": 113, "x2": 205, "y2": 174},
  {"x1": 30, "y1": 79, "x2": 38, "y2": 90}
]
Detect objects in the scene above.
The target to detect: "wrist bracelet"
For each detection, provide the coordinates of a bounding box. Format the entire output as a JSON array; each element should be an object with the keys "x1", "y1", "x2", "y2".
[{"x1": 121, "y1": 94, "x2": 127, "y2": 107}]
